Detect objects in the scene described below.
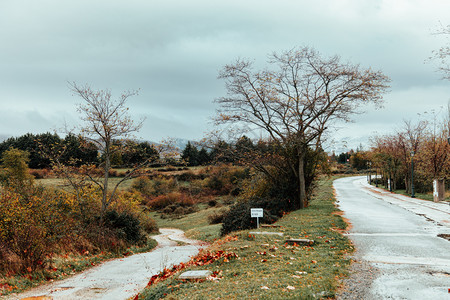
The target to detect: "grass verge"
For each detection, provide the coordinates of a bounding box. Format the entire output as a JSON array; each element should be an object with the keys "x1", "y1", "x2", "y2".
[{"x1": 136, "y1": 176, "x2": 353, "y2": 299}]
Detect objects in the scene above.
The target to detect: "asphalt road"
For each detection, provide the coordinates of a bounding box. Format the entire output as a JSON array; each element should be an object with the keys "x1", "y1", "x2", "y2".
[
  {"x1": 334, "y1": 176, "x2": 450, "y2": 300},
  {"x1": 11, "y1": 228, "x2": 205, "y2": 300}
]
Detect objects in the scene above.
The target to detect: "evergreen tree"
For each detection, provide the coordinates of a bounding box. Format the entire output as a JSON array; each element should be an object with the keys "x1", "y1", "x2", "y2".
[
  {"x1": 181, "y1": 142, "x2": 199, "y2": 166},
  {"x1": 197, "y1": 147, "x2": 211, "y2": 165}
]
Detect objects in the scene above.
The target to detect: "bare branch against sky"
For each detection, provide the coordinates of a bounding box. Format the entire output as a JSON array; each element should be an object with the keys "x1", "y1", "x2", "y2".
[{"x1": 0, "y1": 0, "x2": 449, "y2": 152}]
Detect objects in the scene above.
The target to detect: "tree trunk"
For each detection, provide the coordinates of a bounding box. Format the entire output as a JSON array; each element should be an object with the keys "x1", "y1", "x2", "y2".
[
  {"x1": 100, "y1": 146, "x2": 111, "y2": 223},
  {"x1": 298, "y1": 151, "x2": 307, "y2": 209}
]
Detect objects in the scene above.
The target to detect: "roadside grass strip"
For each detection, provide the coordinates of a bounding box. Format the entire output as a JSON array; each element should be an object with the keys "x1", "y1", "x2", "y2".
[{"x1": 135, "y1": 176, "x2": 353, "y2": 299}]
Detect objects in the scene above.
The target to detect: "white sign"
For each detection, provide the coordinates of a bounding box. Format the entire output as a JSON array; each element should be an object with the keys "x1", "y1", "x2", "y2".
[{"x1": 251, "y1": 208, "x2": 263, "y2": 218}]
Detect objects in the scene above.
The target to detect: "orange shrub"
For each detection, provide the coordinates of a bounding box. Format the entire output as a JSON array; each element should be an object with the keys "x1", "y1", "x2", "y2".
[
  {"x1": 146, "y1": 192, "x2": 179, "y2": 210},
  {"x1": 146, "y1": 192, "x2": 194, "y2": 211}
]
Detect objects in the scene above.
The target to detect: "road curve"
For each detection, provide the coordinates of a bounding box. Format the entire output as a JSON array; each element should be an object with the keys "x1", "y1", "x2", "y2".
[
  {"x1": 334, "y1": 176, "x2": 450, "y2": 300},
  {"x1": 11, "y1": 228, "x2": 205, "y2": 300}
]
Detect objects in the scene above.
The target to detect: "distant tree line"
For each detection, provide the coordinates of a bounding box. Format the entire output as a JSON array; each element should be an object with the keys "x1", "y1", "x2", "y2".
[
  {"x1": 180, "y1": 137, "x2": 262, "y2": 166},
  {"x1": 328, "y1": 149, "x2": 370, "y2": 170},
  {"x1": 369, "y1": 117, "x2": 449, "y2": 198},
  {"x1": 0, "y1": 132, "x2": 159, "y2": 169}
]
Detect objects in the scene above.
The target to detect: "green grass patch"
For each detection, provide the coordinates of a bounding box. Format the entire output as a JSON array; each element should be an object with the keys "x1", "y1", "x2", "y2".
[
  {"x1": 185, "y1": 224, "x2": 222, "y2": 242},
  {"x1": 136, "y1": 176, "x2": 353, "y2": 299}
]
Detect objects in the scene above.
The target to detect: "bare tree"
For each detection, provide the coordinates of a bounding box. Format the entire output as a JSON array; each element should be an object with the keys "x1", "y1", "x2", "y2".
[
  {"x1": 216, "y1": 47, "x2": 390, "y2": 208},
  {"x1": 70, "y1": 82, "x2": 146, "y2": 218},
  {"x1": 402, "y1": 120, "x2": 427, "y2": 192},
  {"x1": 431, "y1": 24, "x2": 450, "y2": 80},
  {"x1": 416, "y1": 110, "x2": 450, "y2": 201}
]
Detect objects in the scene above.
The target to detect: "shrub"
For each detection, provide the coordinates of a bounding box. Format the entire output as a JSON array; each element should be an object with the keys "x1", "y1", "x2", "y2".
[
  {"x1": 139, "y1": 215, "x2": 158, "y2": 233},
  {"x1": 177, "y1": 171, "x2": 203, "y2": 181},
  {"x1": 220, "y1": 196, "x2": 292, "y2": 235},
  {"x1": 198, "y1": 165, "x2": 250, "y2": 196},
  {"x1": 131, "y1": 176, "x2": 178, "y2": 198},
  {"x1": 147, "y1": 192, "x2": 197, "y2": 217},
  {"x1": 147, "y1": 192, "x2": 179, "y2": 210},
  {"x1": 204, "y1": 176, "x2": 224, "y2": 191},
  {"x1": 208, "y1": 209, "x2": 228, "y2": 224},
  {"x1": 186, "y1": 179, "x2": 204, "y2": 195},
  {"x1": 108, "y1": 169, "x2": 119, "y2": 177},
  {"x1": 0, "y1": 186, "x2": 79, "y2": 273},
  {"x1": 151, "y1": 176, "x2": 178, "y2": 196},
  {"x1": 172, "y1": 206, "x2": 188, "y2": 216},
  {"x1": 131, "y1": 176, "x2": 154, "y2": 195},
  {"x1": 28, "y1": 168, "x2": 50, "y2": 179},
  {"x1": 230, "y1": 187, "x2": 242, "y2": 196},
  {"x1": 104, "y1": 210, "x2": 146, "y2": 244}
]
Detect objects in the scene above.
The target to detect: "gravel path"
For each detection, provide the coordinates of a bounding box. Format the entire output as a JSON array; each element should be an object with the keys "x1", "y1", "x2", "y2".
[
  {"x1": 337, "y1": 255, "x2": 380, "y2": 299},
  {"x1": 8, "y1": 228, "x2": 205, "y2": 300}
]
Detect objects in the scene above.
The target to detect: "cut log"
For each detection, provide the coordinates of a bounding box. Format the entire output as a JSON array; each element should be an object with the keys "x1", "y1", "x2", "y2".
[
  {"x1": 249, "y1": 231, "x2": 284, "y2": 236},
  {"x1": 179, "y1": 270, "x2": 211, "y2": 280},
  {"x1": 261, "y1": 224, "x2": 282, "y2": 228},
  {"x1": 285, "y1": 239, "x2": 314, "y2": 246}
]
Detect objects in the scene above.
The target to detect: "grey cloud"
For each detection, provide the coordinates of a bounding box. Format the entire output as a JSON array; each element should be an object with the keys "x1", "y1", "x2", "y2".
[{"x1": 0, "y1": 0, "x2": 449, "y2": 146}]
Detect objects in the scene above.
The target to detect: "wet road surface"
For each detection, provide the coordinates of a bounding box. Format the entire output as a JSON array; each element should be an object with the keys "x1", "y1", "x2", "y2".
[
  {"x1": 11, "y1": 228, "x2": 205, "y2": 300},
  {"x1": 334, "y1": 176, "x2": 450, "y2": 299}
]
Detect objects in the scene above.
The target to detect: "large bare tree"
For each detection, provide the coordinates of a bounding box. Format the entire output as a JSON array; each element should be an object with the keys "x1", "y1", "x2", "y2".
[
  {"x1": 216, "y1": 47, "x2": 390, "y2": 208},
  {"x1": 70, "y1": 82, "x2": 145, "y2": 218}
]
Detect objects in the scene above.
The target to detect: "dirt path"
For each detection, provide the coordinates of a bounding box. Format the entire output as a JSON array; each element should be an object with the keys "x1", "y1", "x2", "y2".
[{"x1": 10, "y1": 228, "x2": 205, "y2": 300}]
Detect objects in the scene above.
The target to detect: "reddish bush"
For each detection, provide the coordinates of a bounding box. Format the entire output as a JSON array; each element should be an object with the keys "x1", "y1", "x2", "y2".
[
  {"x1": 146, "y1": 193, "x2": 178, "y2": 210},
  {"x1": 146, "y1": 192, "x2": 196, "y2": 211},
  {"x1": 28, "y1": 169, "x2": 51, "y2": 179},
  {"x1": 108, "y1": 169, "x2": 119, "y2": 177}
]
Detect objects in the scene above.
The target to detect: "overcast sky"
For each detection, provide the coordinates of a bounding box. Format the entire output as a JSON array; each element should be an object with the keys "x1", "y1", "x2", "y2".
[{"x1": 0, "y1": 0, "x2": 449, "y2": 152}]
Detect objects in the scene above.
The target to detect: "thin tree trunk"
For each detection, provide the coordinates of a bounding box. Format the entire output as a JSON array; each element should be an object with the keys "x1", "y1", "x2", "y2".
[
  {"x1": 298, "y1": 151, "x2": 307, "y2": 209},
  {"x1": 101, "y1": 147, "x2": 111, "y2": 223}
]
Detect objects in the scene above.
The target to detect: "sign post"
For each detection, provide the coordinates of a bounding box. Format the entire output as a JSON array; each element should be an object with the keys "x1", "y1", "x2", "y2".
[{"x1": 251, "y1": 208, "x2": 263, "y2": 228}]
